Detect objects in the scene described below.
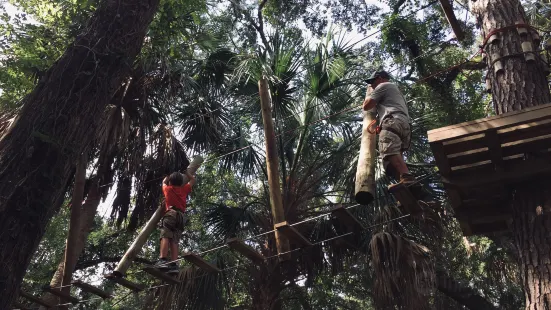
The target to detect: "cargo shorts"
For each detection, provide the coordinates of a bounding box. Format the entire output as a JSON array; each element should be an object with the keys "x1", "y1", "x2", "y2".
[
  {"x1": 160, "y1": 208, "x2": 189, "y2": 244},
  {"x1": 378, "y1": 115, "x2": 411, "y2": 160}
]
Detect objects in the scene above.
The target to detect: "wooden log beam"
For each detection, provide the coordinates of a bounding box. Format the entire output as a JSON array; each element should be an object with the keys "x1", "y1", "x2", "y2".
[
  {"x1": 19, "y1": 292, "x2": 53, "y2": 308},
  {"x1": 104, "y1": 273, "x2": 145, "y2": 292},
  {"x1": 258, "y1": 77, "x2": 291, "y2": 259},
  {"x1": 275, "y1": 221, "x2": 313, "y2": 248},
  {"x1": 61, "y1": 153, "x2": 87, "y2": 297},
  {"x1": 183, "y1": 253, "x2": 220, "y2": 273},
  {"x1": 71, "y1": 280, "x2": 111, "y2": 299},
  {"x1": 143, "y1": 267, "x2": 181, "y2": 285},
  {"x1": 437, "y1": 0, "x2": 465, "y2": 41},
  {"x1": 42, "y1": 286, "x2": 80, "y2": 304},
  {"x1": 355, "y1": 108, "x2": 377, "y2": 205},
  {"x1": 226, "y1": 238, "x2": 265, "y2": 265},
  {"x1": 113, "y1": 156, "x2": 203, "y2": 276}
]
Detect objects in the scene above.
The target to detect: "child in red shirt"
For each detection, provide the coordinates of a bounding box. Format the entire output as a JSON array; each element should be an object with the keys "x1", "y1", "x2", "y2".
[{"x1": 154, "y1": 171, "x2": 195, "y2": 273}]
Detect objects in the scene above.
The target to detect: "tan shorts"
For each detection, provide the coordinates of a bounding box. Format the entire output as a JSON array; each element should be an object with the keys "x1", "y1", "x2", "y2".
[
  {"x1": 160, "y1": 208, "x2": 188, "y2": 244},
  {"x1": 379, "y1": 116, "x2": 410, "y2": 160}
]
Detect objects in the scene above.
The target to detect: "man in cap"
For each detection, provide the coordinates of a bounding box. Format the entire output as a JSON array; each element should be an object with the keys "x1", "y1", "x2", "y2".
[{"x1": 362, "y1": 70, "x2": 418, "y2": 189}]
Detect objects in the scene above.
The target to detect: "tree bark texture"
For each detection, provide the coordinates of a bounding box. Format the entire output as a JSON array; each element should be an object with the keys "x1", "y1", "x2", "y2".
[
  {"x1": 39, "y1": 180, "x2": 101, "y2": 309},
  {"x1": 472, "y1": 1, "x2": 551, "y2": 309},
  {"x1": 0, "y1": 0, "x2": 160, "y2": 306},
  {"x1": 511, "y1": 186, "x2": 551, "y2": 310},
  {"x1": 472, "y1": 0, "x2": 551, "y2": 113}
]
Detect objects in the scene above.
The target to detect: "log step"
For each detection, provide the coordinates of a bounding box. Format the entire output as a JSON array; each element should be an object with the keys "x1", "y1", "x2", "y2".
[
  {"x1": 12, "y1": 302, "x2": 30, "y2": 310},
  {"x1": 274, "y1": 221, "x2": 312, "y2": 247},
  {"x1": 104, "y1": 273, "x2": 145, "y2": 292},
  {"x1": 227, "y1": 238, "x2": 265, "y2": 265},
  {"x1": 71, "y1": 280, "x2": 112, "y2": 299},
  {"x1": 183, "y1": 253, "x2": 220, "y2": 273},
  {"x1": 332, "y1": 205, "x2": 364, "y2": 232},
  {"x1": 42, "y1": 286, "x2": 80, "y2": 304},
  {"x1": 19, "y1": 292, "x2": 53, "y2": 308},
  {"x1": 388, "y1": 183, "x2": 422, "y2": 214},
  {"x1": 143, "y1": 266, "x2": 182, "y2": 285}
]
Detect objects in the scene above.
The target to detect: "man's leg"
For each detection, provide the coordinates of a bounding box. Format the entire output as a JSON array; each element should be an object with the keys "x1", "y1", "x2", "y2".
[
  {"x1": 170, "y1": 241, "x2": 178, "y2": 261},
  {"x1": 386, "y1": 153, "x2": 409, "y2": 179},
  {"x1": 160, "y1": 238, "x2": 170, "y2": 259}
]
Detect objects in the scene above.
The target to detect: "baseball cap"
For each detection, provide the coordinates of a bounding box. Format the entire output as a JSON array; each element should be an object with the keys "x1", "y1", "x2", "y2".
[{"x1": 365, "y1": 70, "x2": 390, "y2": 84}]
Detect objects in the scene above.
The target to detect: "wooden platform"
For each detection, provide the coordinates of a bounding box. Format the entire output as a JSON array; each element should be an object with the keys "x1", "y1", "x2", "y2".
[
  {"x1": 104, "y1": 273, "x2": 145, "y2": 292},
  {"x1": 227, "y1": 238, "x2": 265, "y2": 265},
  {"x1": 71, "y1": 280, "x2": 112, "y2": 299},
  {"x1": 428, "y1": 104, "x2": 551, "y2": 235},
  {"x1": 143, "y1": 266, "x2": 182, "y2": 285},
  {"x1": 274, "y1": 221, "x2": 312, "y2": 248},
  {"x1": 183, "y1": 253, "x2": 220, "y2": 273}
]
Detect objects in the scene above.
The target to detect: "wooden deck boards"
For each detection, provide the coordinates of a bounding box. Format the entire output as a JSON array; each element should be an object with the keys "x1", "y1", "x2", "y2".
[
  {"x1": 274, "y1": 221, "x2": 313, "y2": 248},
  {"x1": 428, "y1": 104, "x2": 551, "y2": 235},
  {"x1": 227, "y1": 238, "x2": 265, "y2": 265},
  {"x1": 104, "y1": 273, "x2": 145, "y2": 292},
  {"x1": 143, "y1": 266, "x2": 182, "y2": 285},
  {"x1": 71, "y1": 280, "x2": 112, "y2": 299},
  {"x1": 183, "y1": 253, "x2": 220, "y2": 273}
]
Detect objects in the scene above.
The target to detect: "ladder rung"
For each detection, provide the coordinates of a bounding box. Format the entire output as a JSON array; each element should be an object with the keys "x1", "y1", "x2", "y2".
[
  {"x1": 104, "y1": 273, "x2": 145, "y2": 292},
  {"x1": 227, "y1": 238, "x2": 265, "y2": 264},
  {"x1": 274, "y1": 221, "x2": 312, "y2": 247},
  {"x1": 183, "y1": 253, "x2": 220, "y2": 272},
  {"x1": 143, "y1": 266, "x2": 182, "y2": 285},
  {"x1": 71, "y1": 280, "x2": 112, "y2": 299},
  {"x1": 388, "y1": 183, "x2": 422, "y2": 214},
  {"x1": 42, "y1": 286, "x2": 80, "y2": 304},
  {"x1": 19, "y1": 292, "x2": 53, "y2": 308},
  {"x1": 332, "y1": 205, "x2": 364, "y2": 232}
]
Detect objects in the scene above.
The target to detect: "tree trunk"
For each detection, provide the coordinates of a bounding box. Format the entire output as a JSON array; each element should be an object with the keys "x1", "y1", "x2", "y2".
[
  {"x1": 39, "y1": 180, "x2": 101, "y2": 309},
  {"x1": 472, "y1": 1, "x2": 551, "y2": 309},
  {"x1": 0, "y1": 0, "x2": 160, "y2": 306}
]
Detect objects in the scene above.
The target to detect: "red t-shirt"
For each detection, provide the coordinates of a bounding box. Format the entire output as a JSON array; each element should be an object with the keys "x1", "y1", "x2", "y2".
[{"x1": 162, "y1": 184, "x2": 192, "y2": 213}]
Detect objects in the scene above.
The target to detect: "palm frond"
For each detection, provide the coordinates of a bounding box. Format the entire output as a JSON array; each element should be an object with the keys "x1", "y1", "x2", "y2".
[{"x1": 370, "y1": 232, "x2": 435, "y2": 309}]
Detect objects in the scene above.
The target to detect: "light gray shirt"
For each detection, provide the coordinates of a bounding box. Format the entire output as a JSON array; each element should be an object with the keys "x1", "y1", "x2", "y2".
[{"x1": 368, "y1": 82, "x2": 409, "y2": 122}]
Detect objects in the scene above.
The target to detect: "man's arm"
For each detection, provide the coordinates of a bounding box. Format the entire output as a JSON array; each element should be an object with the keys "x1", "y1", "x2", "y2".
[
  {"x1": 362, "y1": 85, "x2": 377, "y2": 111},
  {"x1": 185, "y1": 171, "x2": 196, "y2": 187}
]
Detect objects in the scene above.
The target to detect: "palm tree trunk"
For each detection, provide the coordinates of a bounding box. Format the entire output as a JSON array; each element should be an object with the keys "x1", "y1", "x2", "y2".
[
  {"x1": 39, "y1": 180, "x2": 101, "y2": 309},
  {"x1": 0, "y1": 0, "x2": 159, "y2": 306},
  {"x1": 472, "y1": 1, "x2": 551, "y2": 308}
]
